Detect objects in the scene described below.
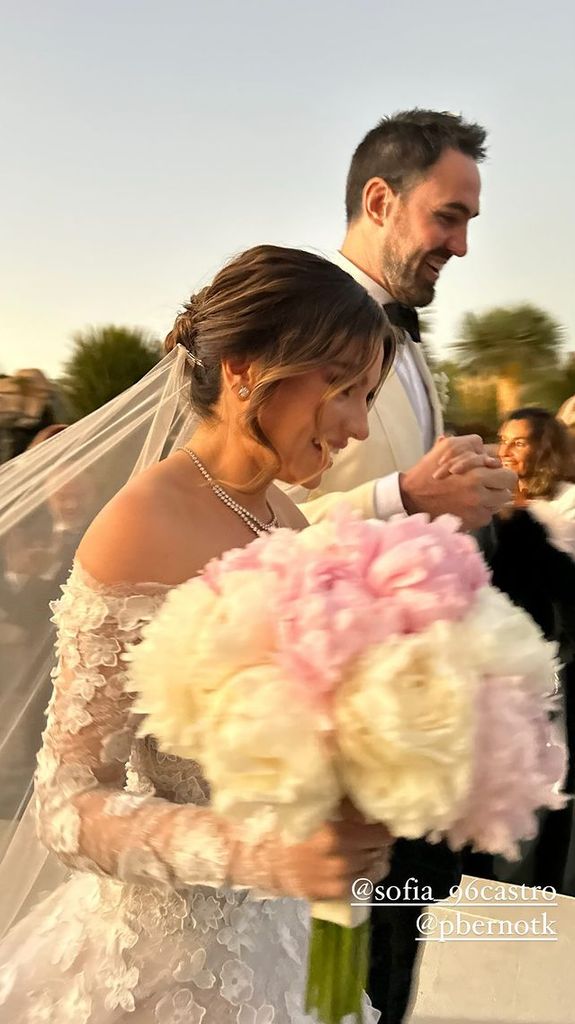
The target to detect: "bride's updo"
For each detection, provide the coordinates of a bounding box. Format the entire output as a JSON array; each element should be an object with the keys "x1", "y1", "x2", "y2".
[
  {"x1": 164, "y1": 289, "x2": 208, "y2": 356},
  {"x1": 164, "y1": 245, "x2": 395, "y2": 463}
]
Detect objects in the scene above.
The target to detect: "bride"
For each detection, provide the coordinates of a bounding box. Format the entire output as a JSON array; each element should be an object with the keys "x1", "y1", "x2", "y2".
[{"x1": 0, "y1": 245, "x2": 395, "y2": 1023}]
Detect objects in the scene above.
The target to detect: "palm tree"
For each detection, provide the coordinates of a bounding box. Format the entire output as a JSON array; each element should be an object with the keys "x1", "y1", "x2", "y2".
[
  {"x1": 451, "y1": 305, "x2": 563, "y2": 417},
  {"x1": 60, "y1": 326, "x2": 162, "y2": 419},
  {"x1": 522, "y1": 351, "x2": 575, "y2": 413}
]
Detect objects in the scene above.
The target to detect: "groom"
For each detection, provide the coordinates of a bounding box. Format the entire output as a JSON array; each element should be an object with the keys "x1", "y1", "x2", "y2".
[{"x1": 288, "y1": 110, "x2": 516, "y2": 1022}]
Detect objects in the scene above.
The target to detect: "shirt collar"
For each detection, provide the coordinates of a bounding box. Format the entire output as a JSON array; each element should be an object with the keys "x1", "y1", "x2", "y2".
[{"x1": 329, "y1": 251, "x2": 393, "y2": 306}]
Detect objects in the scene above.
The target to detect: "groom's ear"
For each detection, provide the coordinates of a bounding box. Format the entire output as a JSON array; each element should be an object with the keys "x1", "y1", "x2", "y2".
[{"x1": 362, "y1": 177, "x2": 396, "y2": 228}]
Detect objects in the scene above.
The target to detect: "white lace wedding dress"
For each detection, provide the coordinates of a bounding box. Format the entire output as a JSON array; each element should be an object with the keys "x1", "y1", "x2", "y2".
[{"x1": 0, "y1": 563, "x2": 378, "y2": 1023}]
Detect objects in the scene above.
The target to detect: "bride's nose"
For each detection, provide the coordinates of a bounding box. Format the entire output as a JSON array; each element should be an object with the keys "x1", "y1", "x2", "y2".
[{"x1": 347, "y1": 404, "x2": 369, "y2": 443}]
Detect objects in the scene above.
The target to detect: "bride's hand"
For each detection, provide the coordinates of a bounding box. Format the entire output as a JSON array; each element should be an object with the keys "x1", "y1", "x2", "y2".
[{"x1": 265, "y1": 803, "x2": 393, "y2": 901}]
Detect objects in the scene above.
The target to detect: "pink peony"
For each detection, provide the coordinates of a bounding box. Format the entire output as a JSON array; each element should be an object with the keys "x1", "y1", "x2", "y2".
[
  {"x1": 203, "y1": 510, "x2": 489, "y2": 706},
  {"x1": 447, "y1": 676, "x2": 566, "y2": 858}
]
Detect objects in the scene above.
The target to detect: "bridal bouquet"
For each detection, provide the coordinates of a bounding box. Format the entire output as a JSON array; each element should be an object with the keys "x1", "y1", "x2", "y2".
[{"x1": 128, "y1": 511, "x2": 564, "y2": 1024}]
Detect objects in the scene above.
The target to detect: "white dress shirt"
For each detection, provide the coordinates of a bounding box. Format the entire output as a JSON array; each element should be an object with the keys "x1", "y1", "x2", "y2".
[{"x1": 329, "y1": 252, "x2": 435, "y2": 518}]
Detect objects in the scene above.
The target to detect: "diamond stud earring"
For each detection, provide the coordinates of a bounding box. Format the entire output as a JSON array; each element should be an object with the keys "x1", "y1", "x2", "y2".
[{"x1": 238, "y1": 385, "x2": 251, "y2": 400}]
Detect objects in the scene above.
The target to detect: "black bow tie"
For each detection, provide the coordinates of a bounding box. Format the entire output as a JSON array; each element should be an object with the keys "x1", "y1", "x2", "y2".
[{"x1": 383, "y1": 302, "x2": 421, "y2": 344}]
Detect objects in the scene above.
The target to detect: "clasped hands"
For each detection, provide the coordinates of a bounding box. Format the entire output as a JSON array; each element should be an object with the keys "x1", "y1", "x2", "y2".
[{"x1": 399, "y1": 434, "x2": 516, "y2": 530}]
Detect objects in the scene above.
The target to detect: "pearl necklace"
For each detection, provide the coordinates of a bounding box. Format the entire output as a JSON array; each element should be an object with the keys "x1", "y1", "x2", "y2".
[{"x1": 179, "y1": 447, "x2": 279, "y2": 536}]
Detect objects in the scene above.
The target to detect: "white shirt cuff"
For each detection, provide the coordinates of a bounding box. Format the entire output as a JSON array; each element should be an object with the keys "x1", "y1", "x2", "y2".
[{"x1": 374, "y1": 473, "x2": 406, "y2": 520}]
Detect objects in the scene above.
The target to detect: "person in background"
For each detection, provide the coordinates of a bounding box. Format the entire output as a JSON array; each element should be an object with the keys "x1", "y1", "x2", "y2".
[
  {"x1": 0, "y1": 506, "x2": 57, "y2": 821},
  {"x1": 0, "y1": 370, "x2": 60, "y2": 464},
  {"x1": 472, "y1": 408, "x2": 575, "y2": 892},
  {"x1": 557, "y1": 396, "x2": 575, "y2": 475},
  {"x1": 498, "y1": 407, "x2": 575, "y2": 555},
  {"x1": 27, "y1": 424, "x2": 68, "y2": 448},
  {"x1": 0, "y1": 425, "x2": 89, "y2": 823},
  {"x1": 557, "y1": 395, "x2": 575, "y2": 437}
]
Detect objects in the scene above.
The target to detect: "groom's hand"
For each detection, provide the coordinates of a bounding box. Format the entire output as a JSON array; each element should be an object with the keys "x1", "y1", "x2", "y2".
[{"x1": 399, "y1": 435, "x2": 516, "y2": 529}]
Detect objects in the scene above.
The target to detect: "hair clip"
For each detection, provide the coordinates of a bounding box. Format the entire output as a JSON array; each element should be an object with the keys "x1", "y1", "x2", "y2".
[{"x1": 182, "y1": 347, "x2": 204, "y2": 369}]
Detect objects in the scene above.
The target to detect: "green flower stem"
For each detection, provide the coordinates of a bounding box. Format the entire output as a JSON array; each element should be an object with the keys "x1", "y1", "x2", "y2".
[
  {"x1": 336, "y1": 920, "x2": 353, "y2": 1017},
  {"x1": 322, "y1": 920, "x2": 336, "y2": 1022},
  {"x1": 306, "y1": 917, "x2": 370, "y2": 1024}
]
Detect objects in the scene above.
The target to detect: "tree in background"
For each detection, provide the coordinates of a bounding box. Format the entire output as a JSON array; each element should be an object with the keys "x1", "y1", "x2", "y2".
[
  {"x1": 522, "y1": 351, "x2": 575, "y2": 414},
  {"x1": 60, "y1": 326, "x2": 162, "y2": 419},
  {"x1": 451, "y1": 305, "x2": 563, "y2": 419},
  {"x1": 433, "y1": 358, "x2": 499, "y2": 441}
]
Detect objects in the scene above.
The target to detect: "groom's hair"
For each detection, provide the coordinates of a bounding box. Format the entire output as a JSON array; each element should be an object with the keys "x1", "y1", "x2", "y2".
[{"x1": 345, "y1": 109, "x2": 487, "y2": 223}]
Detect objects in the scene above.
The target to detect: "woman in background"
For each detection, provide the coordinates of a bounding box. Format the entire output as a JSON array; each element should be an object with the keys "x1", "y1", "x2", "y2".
[
  {"x1": 557, "y1": 396, "x2": 575, "y2": 476},
  {"x1": 473, "y1": 408, "x2": 575, "y2": 891}
]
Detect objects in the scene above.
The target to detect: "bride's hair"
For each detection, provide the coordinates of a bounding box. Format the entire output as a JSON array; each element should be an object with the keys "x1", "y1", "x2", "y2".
[{"x1": 165, "y1": 245, "x2": 395, "y2": 484}]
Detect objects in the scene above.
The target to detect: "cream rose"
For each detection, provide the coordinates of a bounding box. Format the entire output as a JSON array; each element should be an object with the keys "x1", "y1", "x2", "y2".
[
  {"x1": 203, "y1": 664, "x2": 341, "y2": 841},
  {"x1": 334, "y1": 620, "x2": 475, "y2": 837}
]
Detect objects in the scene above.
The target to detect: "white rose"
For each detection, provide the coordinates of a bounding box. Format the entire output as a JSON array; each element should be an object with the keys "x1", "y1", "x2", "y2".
[
  {"x1": 128, "y1": 572, "x2": 279, "y2": 759},
  {"x1": 334, "y1": 621, "x2": 475, "y2": 838},
  {"x1": 460, "y1": 587, "x2": 558, "y2": 695},
  {"x1": 203, "y1": 665, "x2": 341, "y2": 841}
]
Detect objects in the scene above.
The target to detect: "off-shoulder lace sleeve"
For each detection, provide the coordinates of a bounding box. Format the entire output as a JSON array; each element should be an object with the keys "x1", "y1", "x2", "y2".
[{"x1": 34, "y1": 562, "x2": 233, "y2": 890}]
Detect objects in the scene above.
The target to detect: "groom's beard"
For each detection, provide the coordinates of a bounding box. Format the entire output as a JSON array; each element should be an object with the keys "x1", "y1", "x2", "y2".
[{"x1": 380, "y1": 245, "x2": 451, "y2": 307}]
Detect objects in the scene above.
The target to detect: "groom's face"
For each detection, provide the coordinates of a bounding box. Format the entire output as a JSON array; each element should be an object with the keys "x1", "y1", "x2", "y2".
[{"x1": 379, "y1": 147, "x2": 481, "y2": 307}]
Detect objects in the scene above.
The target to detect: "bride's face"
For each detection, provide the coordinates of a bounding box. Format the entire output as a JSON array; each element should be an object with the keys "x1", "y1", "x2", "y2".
[{"x1": 258, "y1": 347, "x2": 383, "y2": 488}]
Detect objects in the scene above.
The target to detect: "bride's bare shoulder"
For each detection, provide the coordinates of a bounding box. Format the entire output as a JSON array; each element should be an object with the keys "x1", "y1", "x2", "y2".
[{"x1": 77, "y1": 459, "x2": 205, "y2": 587}]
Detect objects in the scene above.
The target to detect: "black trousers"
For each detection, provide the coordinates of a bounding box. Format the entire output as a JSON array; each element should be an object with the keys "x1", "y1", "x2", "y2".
[
  {"x1": 367, "y1": 839, "x2": 461, "y2": 1024},
  {"x1": 368, "y1": 904, "x2": 423, "y2": 1024}
]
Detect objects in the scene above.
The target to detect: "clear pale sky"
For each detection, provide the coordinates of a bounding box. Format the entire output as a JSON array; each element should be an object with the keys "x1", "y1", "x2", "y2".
[{"x1": 1, "y1": 0, "x2": 574, "y2": 377}]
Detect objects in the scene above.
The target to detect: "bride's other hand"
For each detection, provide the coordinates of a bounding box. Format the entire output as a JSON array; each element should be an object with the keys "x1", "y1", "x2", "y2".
[
  {"x1": 278, "y1": 816, "x2": 392, "y2": 900},
  {"x1": 232, "y1": 805, "x2": 393, "y2": 901}
]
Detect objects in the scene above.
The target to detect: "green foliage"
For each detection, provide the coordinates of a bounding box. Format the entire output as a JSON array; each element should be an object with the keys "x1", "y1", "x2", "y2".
[
  {"x1": 444, "y1": 304, "x2": 569, "y2": 430},
  {"x1": 60, "y1": 326, "x2": 162, "y2": 419},
  {"x1": 452, "y1": 304, "x2": 563, "y2": 379},
  {"x1": 436, "y1": 359, "x2": 499, "y2": 439},
  {"x1": 521, "y1": 355, "x2": 575, "y2": 412}
]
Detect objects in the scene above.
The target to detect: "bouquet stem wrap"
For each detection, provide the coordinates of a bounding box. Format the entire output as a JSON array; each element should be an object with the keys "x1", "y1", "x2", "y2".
[{"x1": 306, "y1": 902, "x2": 370, "y2": 1024}]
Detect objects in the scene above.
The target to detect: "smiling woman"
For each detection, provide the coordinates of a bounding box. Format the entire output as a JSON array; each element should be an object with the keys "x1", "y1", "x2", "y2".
[
  {"x1": 497, "y1": 407, "x2": 575, "y2": 499},
  {"x1": 261, "y1": 352, "x2": 385, "y2": 491},
  {"x1": 165, "y1": 245, "x2": 395, "y2": 497},
  {"x1": 0, "y1": 243, "x2": 396, "y2": 1024},
  {"x1": 471, "y1": 406, "x2": 575, "y2": 894}
]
